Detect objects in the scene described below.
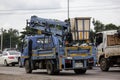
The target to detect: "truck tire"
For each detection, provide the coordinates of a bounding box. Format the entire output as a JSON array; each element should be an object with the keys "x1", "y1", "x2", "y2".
[
  {"x1": 25, "y1": 60, "x2": 32, "y2": 73},
  {"x1": 74, "y1": 69, "x2": 86, "y2": 74},
  {"x1": 100, "y1": 58, "x2": 109, "y2": 71},
  {"x1": 46, "y1": 61, "x2": 54, "y2": 75}
]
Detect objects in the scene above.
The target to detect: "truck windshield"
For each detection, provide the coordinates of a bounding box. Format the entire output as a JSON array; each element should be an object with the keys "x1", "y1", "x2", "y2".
[{"x1": 37, "y1": 36, "x2": 54, "y2": 49}]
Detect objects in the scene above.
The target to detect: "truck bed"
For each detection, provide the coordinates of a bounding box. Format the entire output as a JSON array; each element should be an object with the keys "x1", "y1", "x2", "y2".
[{"x1": 105, "y1": 45, "x2": 120, "y2": 57}]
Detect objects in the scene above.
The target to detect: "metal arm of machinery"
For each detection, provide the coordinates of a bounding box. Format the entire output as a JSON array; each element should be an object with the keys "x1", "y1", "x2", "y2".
[{"x1": 27, "y1": 15, "x2": 69, "y2": 36}]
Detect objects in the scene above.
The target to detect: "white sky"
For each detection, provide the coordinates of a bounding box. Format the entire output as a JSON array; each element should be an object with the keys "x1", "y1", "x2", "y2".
[{"x1": 0, "y1": 0, "x2": 120, "y2": 32}]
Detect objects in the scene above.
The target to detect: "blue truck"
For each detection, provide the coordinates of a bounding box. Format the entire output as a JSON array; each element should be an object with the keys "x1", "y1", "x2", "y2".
[{"x1": 20, "y1": 16, "x2": 94, "y2": 74}]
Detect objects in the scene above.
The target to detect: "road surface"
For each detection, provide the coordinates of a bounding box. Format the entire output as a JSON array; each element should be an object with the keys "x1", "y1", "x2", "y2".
[{"x1": 0, "y1": 65, "x2": 119, "y2": 80}]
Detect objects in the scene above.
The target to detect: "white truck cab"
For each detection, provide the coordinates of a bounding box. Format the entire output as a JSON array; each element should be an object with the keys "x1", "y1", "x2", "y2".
[{"x1": 96, "y1": 30, "x2": 120, "y2": 71}]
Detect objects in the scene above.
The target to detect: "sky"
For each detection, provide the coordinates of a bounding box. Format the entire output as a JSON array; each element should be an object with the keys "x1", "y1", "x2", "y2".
[{"x1": 0, "y1": 0, "x2": 120, "y2": 32}]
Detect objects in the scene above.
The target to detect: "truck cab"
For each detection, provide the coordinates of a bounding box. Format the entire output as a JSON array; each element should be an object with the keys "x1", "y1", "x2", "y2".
[{"x1": 96, "y1": 30, "x2": 120, "y2": 71}]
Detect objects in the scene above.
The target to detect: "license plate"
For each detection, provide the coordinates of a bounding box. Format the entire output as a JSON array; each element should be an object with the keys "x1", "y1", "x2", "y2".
[{"x1": 75, "y1": 62, "x2": 83, "y2": 68}]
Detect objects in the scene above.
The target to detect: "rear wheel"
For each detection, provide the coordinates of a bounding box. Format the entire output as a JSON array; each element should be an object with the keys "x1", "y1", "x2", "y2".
[
  {"x1": 46, "y1": 61, "x2": 54, "y2": 75},
  {"x1": 4, "y1": 60, "x2": 9, "y2": 66},
  {"x1": 74, "y1": 69, "x2": 86, "y2": 74},
  {"x1": 100, "y1": 58, "x2": 109, "y2": 71},
  {"x1": 25, "y1": 60, "x2": 32, "y2": 73}
]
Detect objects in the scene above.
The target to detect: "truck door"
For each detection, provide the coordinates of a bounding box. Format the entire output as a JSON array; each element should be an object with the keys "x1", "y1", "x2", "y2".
[{"x1": 22, "y1": 39, "x2": 29, "y2": 57}]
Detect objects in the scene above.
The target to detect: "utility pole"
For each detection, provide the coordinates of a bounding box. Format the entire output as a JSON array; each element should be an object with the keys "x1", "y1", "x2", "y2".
[
  {"x1": 10, "y1": 36, "x2": 11, "y2": 48},
  {"x1": 67, "y1": 0, "x2": 71, "y2": 32},
  {"x1": 67, "y1": 0, "x2": 69, "y2": 20},
  {"x1": 1, "y1": 28, "x2": 3, "y2": 51}
]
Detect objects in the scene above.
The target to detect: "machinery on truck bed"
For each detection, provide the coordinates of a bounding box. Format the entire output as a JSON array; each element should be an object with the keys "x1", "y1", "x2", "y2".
[
  {"x1": 20, "y1": 16, "x2": 94, "y2": 75},
  {"x1": 96, "y1": 30, "x2": 120, "y2": 71},
  {"x1": 70, "y1": 17, "x2": 96, "y2": 68}
]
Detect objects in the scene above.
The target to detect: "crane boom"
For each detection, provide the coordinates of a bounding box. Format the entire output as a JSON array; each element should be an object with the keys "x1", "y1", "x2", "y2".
[{"x1": 27, "y1": 16, "x2": 69, "y2": 36}]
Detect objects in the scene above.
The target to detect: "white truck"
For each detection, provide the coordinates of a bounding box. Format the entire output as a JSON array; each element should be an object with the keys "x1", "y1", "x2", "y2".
[{"x1": 96, "y1": 30, "x2": 120, "y2": 71}]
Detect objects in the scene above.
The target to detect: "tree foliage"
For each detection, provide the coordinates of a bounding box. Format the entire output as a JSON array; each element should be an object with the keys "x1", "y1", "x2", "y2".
[
  {"x1": 20, "y1": 27, "x2": 37, "y2": 40},
  {"x1": 0, "y1": 28, "x2": 20, "y2": 50},
  {"x1": 92, "y1": 18, "x2": 105, "y2": 32},
  {"x1": 105, "y1": 23, "x2": 118, "y2": 30},
  {"x1": 93, "y1": 18, "x2": 119, "y2": 33}
]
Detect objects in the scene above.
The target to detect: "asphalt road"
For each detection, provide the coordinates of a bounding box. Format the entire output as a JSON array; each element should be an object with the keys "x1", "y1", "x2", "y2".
[{"x1": 0, "y1": 64, "x2": 120, "y2": 80}]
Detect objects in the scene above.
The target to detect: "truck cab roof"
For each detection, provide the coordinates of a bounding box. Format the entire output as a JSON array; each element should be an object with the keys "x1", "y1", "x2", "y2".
[{"x1": 96, "y1": 30, "x2": 117, "y2": 35}]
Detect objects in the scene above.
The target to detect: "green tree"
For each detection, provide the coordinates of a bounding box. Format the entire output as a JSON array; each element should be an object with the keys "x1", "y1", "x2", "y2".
[
  {"x1": 92, "y1": 19, "x2": 120, "y2": 32},
  {"x1": 118, "y1": 26, "x2": 120, "y2": 29},
  {"x1": 20, "y1": 27, "x2": 37, "y2": 40},
  {"x1": 92, "y1": 18, "x2": 105, "y2": 32},
  {"x1": 105, "y1": 23, "x2": 118, "y2": 30},
  {"x1": 0, "y1": 28, "x2": 20, "y2": 50}
]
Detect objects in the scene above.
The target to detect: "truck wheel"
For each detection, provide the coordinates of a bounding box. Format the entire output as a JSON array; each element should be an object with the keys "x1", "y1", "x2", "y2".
[
  {"x1": 100, "y1": 58, "x2": 109, "y2": 71},
  {"x1": 74, "y1": 69, "x2": 86, "y2": 74},
  {"x1": 25, "y1": 60, "x2": 32, "y2": 73},
  {"x1": 4, "y1": 60, "x2": 9, "y2": 66},
  {"x1": 46, "y1": 61, "x2": 54, "y2": 75}
]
